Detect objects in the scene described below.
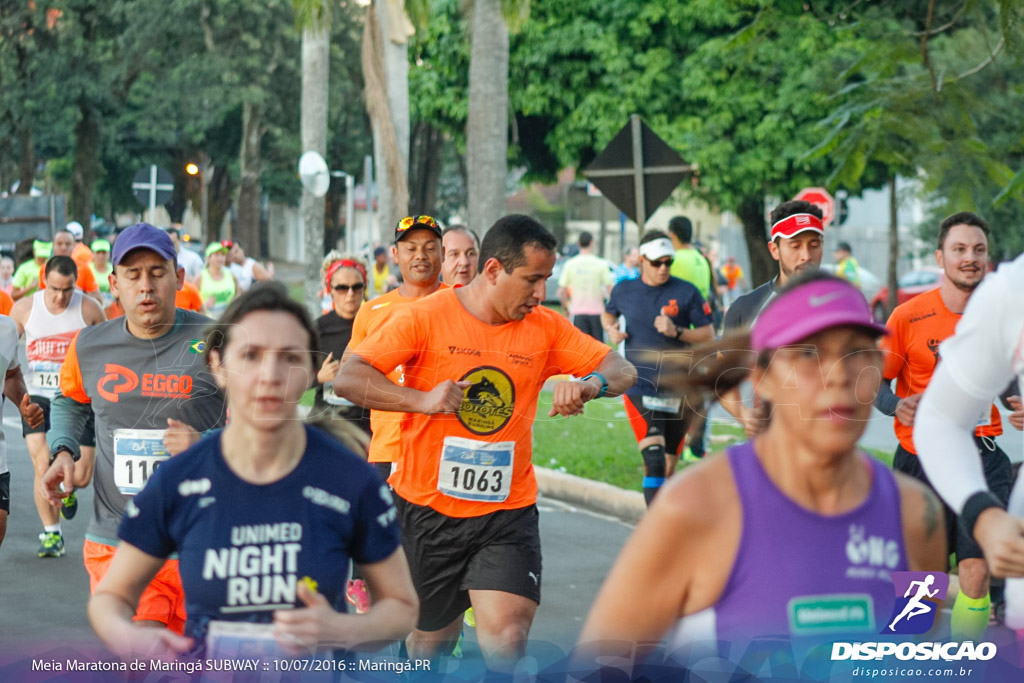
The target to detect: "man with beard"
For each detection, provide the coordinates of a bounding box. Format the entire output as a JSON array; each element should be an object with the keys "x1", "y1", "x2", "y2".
[
  {"x1": 719, "y1": 200, "x2": 824, "y2": 436},
  {"x1": 875, "y1": 212, "x2": 1011, "y2": 639},
  {"x1": 723, "y1": 200, "x2": 824, "y2": 331}
]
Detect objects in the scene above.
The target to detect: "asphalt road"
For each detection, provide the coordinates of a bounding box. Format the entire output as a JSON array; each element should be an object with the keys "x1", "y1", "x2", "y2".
[{"x1": 0, "y1": 394, "x2": 634, "y2": 675}]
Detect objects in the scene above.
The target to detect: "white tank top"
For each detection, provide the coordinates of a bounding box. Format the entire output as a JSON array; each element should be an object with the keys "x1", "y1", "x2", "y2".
[
  {"x1": 230, "y1": 258, "x2": 256, "y2": 292},
  {"x1": 24, "y1": 290, "x2": 87, "y2": 398}
]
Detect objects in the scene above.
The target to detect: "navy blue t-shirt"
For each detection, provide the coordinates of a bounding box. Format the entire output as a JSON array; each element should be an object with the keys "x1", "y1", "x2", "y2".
[
  {"x1": 119, "y1": 424, "x2": 400, "y2": 644},
  {"x1": 606, "y1": 276, "x2": 712, "y2": 397}
]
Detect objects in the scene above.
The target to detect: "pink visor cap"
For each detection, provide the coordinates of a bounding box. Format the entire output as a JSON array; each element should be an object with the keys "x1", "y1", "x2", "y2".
[{"x1": 751, "y1": 278, "x2": 887, "y2": 352}]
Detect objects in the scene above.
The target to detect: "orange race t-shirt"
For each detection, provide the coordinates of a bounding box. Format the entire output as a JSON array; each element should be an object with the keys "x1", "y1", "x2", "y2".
[
  {"x1": 176, "y1": 281, "x2": 204, "y2": 312},
  {"x1": 39, "y1": 262, "x2": 99, "y2": 293},
  {"x1": 353, "y1": 287, "x2": 611, "y2": 517},
  {"x1": 72, "y1": 242, "x2": 93, "y2": 269},
  {"x1": 0, "y1": 290, "x2": 13, "y2": 317},
  {"x1": 347, "y1": 284, "x2": 447, "y2": 463},
  {"x1": 881, "y1": 287, "x2": 1001, "y2": 454}
]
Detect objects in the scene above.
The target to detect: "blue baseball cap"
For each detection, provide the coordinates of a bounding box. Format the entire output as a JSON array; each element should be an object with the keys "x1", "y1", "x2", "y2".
[{"x1": 112, "y1": 223, "x2": 178, "y2": 267}]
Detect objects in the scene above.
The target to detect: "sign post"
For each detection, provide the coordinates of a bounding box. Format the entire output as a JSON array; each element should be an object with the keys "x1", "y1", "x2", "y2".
[
  {"x1": 584, "y1": 115, "x2": 694, "y2": 230},
  {"x1": 131, "y1": 165, "x2": 174, "y2": 224}
]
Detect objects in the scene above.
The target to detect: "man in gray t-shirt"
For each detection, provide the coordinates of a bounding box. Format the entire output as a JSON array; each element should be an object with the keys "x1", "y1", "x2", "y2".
[{"x1": 40, "y1": 223, "x2": 225, "y2": 631}]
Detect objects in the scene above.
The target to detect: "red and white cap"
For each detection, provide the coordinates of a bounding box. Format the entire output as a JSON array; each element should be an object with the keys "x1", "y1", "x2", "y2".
[{"x1": 769, "y1": 213, "x2": 824, "y2": 241}]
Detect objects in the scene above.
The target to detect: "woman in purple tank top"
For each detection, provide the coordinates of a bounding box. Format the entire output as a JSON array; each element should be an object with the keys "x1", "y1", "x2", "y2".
[{"x1": 577, "y1": 272, "x2": 947, "y2": 674}]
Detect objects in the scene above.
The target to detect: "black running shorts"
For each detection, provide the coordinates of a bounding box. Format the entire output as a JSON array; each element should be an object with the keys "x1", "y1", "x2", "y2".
[
  {"x1": 623, "y1": 393, "x2": 692, "y2": 455},
  {"x1": 894, "y1": 436, "x2": 1012, "y2": 562},
  {"x1": 394, "y1": 497, "x2": 542, "y2": 632},
  {"x1": 0, "y1": 472, "x2": 9, "y2": 513}
]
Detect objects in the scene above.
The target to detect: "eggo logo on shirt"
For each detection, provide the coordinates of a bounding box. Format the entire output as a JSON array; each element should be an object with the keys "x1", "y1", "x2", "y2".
[{"x1": 97, "y1": 363, "x2": 194, "y2": 402}]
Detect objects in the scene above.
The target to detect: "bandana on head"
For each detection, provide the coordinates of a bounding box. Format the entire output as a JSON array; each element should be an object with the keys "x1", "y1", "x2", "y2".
[{"x1": 325, "y1": 259, "x2": 367, "y2": 287}]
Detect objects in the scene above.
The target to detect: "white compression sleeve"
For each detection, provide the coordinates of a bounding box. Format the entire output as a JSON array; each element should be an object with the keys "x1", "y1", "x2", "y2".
[{"x1": 913, "y1": 363, "x2": 993, "y2": 513}]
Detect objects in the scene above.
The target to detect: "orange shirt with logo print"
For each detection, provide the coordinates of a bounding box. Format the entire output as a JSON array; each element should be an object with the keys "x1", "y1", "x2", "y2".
[
  {"x1": 347, "y1": 284, "x2": 447, "y2": 464},
  {"x1": 353, "y1": 287, "x2": 611, "y2": 517},
  {"x1": 881, "y1": 287, "x2": 1001, "y2": 454}
]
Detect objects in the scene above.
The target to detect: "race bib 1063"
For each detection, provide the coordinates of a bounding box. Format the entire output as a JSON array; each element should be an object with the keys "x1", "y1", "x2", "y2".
[{"x1": 437, "y1": 436, "x2": 513, "y2": 503}]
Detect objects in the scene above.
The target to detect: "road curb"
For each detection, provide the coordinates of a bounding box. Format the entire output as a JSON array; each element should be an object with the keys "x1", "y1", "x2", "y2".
[{"x1": 535, "y1": 465, "x2": 645, "y2": 525}]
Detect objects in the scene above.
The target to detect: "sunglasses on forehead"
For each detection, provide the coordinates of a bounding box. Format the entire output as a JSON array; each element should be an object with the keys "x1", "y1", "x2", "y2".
[
  {"x1": 396, "y1": 215, "x2": 439, "y2": 232},
  {"x1": 332, "y1": 282, "x2": 366, "y2": 293}
]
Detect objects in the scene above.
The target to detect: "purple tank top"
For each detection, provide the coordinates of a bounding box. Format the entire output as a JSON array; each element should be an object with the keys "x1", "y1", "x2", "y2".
[{"x1": 713, "y1": 441, "x2": 908, "y2": 641}]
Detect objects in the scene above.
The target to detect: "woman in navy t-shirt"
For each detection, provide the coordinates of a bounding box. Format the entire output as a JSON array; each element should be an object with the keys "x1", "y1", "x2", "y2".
[{"x1": 88, "y1": 283, "x2": 417, "y2": 661}]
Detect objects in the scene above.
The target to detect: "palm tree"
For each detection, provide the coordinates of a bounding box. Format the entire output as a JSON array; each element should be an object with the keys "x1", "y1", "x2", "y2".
[
  {"x1": 293, "y1": 0, "x2": 330, "y2": 314},
  {"x1": 363, "y1": 0, "x2": 425, "y2": 243},
  {"x1": 466, "y1": 0, "x2": 529, "y2": 234}
]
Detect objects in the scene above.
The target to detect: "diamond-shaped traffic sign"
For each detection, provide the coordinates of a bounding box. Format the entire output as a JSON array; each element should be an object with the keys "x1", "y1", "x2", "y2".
[{"x1": 584, "y1": 116, "x2": 694, "y2": 227}]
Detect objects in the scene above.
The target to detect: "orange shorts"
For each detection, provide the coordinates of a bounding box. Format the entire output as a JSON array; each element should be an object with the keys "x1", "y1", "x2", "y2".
[{"x1": 83, "y1": 539, "x2": 187, "y2": 635}]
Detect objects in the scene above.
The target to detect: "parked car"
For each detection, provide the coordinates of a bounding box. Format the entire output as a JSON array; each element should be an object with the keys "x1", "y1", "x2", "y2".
[{"x1": 869, "y1": 267, "x2": 943, "y2": 323}]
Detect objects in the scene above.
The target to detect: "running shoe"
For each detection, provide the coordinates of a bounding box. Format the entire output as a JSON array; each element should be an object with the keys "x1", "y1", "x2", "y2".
[
  {"x1": 451, "y1": 631, "x2": 464, "y2": 659},
  {"x1": 681, "y1": 446, "x2": 700, "y2": 463},
  {"x1": 346, "y1": 579, "x2": 370, "y2": 614},
  {"x1": 38, "y1": 531, "x2": 65, "y2": 558},
  {"x1": 464, "y1": 607, "x2": 475, "y2": 628},
  {"x1": 61, "y1": 491, "x2": 78, "y2": 520}
]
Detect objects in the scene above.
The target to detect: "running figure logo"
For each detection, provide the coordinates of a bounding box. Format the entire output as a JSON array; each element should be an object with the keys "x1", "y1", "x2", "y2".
[{"x1": 883, "y1": 571, "x2": 948, "y2": 634}]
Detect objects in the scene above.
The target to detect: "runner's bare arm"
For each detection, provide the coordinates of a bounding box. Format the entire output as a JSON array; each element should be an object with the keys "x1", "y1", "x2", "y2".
[
  {"x1": 894, "y1": 472, "x2": 948, "y2": 572},
  {"x1": 675, "y1": 322, "x2": 713, "y2": 344},
  {"x1": 577, "y1": 458, "x2": 736, "y2": 660},
  {"x1": 601, "y1": 312, "x2": 626, "y2": 344},
  {"x1": 81, "y1": 295, "x2": 108, "y2": 325},
  {"x1": 251, "y1": 261, "x2": 273, "y2": 281},
  {"x1": 3, "y1": 366, "x2": 43, "y2": 429},
  {"x1": 549, "y1": 352, "x2": 635, "y2": 417},
  {"x1": 557, "y1": 287, "x2": 570, "y2": 318},
  {"x1": 41, "y1": 395, "x2": 92, "y2": 505},
  {"x1": 88, "y1": 543, "x2": 193, "y2": 659},
  {"x1": 335, "y1": 354, "x2": 469, "y2": 414},
  {"x1": 9, "y1": 297, "x2": 29, "y2": 336}
]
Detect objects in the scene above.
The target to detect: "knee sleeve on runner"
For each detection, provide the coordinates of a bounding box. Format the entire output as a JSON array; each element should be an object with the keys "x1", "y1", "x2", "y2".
[
  {"x1": 642, "y1": 444, "x2": 666, "y2": 506},
  {"x1": 642, "y1": 444, "x2": 666, "y2": 481}
]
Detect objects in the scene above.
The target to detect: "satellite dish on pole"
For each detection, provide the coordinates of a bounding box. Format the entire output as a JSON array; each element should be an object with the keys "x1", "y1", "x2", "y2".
[{"x1": 298, "y1": 151, "x2": 330, "y2": 198}]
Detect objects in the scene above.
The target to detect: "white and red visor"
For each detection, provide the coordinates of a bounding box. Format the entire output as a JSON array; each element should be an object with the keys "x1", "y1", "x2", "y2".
[{"x1": 769, "y1": 213, "x2": 824, "y2": 240}]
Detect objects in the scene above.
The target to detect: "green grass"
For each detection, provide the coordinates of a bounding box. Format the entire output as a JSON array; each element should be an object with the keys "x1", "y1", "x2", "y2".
[
  {"x1": 531, "y1": 395, "x2": 641, "y2": 490},
  {"x1": 531, "y1": 396, "x2": 896, "y2": 492}
]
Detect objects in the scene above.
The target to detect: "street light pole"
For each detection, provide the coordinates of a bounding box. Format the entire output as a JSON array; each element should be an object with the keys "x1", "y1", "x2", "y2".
[
  {"x1": 329, "y1": 171, "x2": 356, "y2": 250},
  {"x1": 201, "y1": 153, "x2": 211, "y2": 243}
]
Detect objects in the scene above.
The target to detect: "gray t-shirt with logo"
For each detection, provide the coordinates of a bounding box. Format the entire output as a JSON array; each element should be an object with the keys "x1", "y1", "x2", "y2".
[{"x1": 49, "y1": 309, "x2": 226, "y2": 544}]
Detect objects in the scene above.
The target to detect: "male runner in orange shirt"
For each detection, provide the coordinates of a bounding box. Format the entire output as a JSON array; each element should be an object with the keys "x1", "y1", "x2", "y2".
[
  {"x1": 337, "y1": 214, "x2": 635, "y2": 671},
  {"x1": 877, "y1": 211, "x2": 1012, "y2": 638},
  {"x1": 344, "y1": 215, "x2": 446, "y2": 482}
]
